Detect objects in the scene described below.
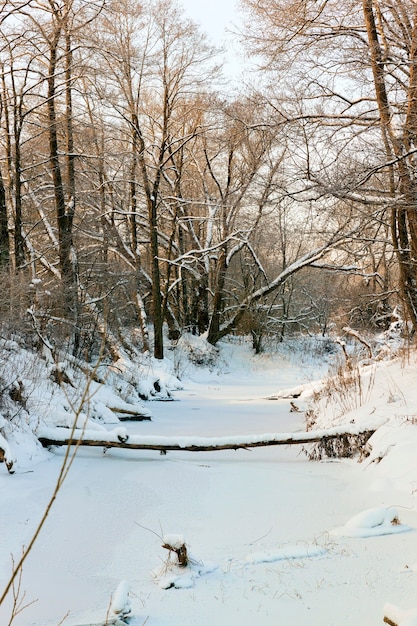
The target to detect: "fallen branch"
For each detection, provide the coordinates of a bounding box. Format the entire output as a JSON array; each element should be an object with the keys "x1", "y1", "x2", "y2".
[
  {"x1": 108, "y1": 407, "x2": 151, "y2": 421},
  {"x1": 343, "y1": 326, "x2": 373, "y2": 359},
  {"x1": 37, "y1": 421, "x2": 382, "y2": 454}
]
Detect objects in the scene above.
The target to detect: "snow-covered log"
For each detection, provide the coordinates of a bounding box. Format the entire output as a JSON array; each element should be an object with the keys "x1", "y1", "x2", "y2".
[
  {"x1": 107, "y1": 406, "x2": 151, "y2": 421},
  {"x1": 36, "y1": 420, "x2": 382, "y2": 454}
]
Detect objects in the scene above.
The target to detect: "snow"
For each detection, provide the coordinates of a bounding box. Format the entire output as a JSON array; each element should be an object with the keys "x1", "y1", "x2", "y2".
[
  {"x1": 1, "y1": 335, "x2": 417, "y2": 625},
  {"x1": 110, "y1": 580, "x2": 131, "y2": 617},
  {"x1": 244, "y1": 544, "x2": 327, "y2": 564},
  {"x1": 384, "y1": 603, "x2": 417, "y2": 626},
  {"x1": 163, "y1": 534, "x2": 185, "y2": 549},
  {"x1": 331, "y1": 506, "x2": 412, "y2": 538}
]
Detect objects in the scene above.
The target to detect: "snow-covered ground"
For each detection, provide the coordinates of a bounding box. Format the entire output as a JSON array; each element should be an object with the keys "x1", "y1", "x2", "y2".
[{"x1": 1, "y1": 335, "x2": 417, "y2": 625}]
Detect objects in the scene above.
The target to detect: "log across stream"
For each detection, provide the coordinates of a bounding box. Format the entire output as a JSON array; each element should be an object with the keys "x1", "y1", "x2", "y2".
[{"x1": 37, "y1": 420, "x2": 381, "y2": 455}]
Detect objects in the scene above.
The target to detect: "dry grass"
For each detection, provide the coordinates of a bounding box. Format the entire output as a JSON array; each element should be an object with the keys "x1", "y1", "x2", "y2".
[
  {"x1": 305, "y1": 350, "x2": 376, "y2": 459},
  {"x1": 313, "y1": 356, "x2": 376, "y2": 421}
]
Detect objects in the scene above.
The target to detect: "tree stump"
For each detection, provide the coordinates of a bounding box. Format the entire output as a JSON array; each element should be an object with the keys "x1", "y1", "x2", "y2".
[{"x1": 162, "y1": 534, "x2": 188, "y2": 567}]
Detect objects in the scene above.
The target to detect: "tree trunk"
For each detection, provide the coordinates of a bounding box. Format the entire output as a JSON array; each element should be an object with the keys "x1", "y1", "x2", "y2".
[
  {"x1": 148, "y1": 193, "x2": 164, "y2": 359},
  {"x1": 64, "y1": 26, "x2": 80, "y2": 354},
  {"x1": 37, "y1": 424, "x2": 377, "y2": 453},
  {"x1": 207, "y1": 248, "x2": 227, "y2": 345},
  {"x1": 1, "y1": 66, "x2": 24, "y2": 271},
  {"x1": 363, "y1": 0, "x2": 417, "y2": 330},
  {"x1": 13, "y1": 140, "x2": 24, "y2": 270},
  {"x1": 47, "y1": 27, "x2": 77, "y2": 320},
  {"x1": 197, "y1": 276, "x2": 209, "y2": 335},
  {"x1": 0, "y1": 168, "x2": 10, "y2": 268},
  {"x1": 134, "y1": 109, "x2": 164, "y2": 359}
]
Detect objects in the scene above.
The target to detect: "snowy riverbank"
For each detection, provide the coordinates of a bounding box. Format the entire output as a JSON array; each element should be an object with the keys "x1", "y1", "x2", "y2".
[{"x1": 1, "y1": 335, "x2": 417, "y2": 625}]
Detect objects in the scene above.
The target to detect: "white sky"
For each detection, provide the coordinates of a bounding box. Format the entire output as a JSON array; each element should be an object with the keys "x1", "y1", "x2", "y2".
[
  {"x1": 179, "y1": 0, "x2": 239, "y2": 45},
  {"x1": 179, "y1": 0, "x2": 244, "y2": 80}
]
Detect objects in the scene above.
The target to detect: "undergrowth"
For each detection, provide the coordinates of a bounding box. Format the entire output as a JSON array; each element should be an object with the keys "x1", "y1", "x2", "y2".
[
  {"x1": 305, "y1": 346, "x2": 377, "y2": 459},
  {"x1": 304, "y1": 431, "x2": 373, "y2": 461},
  {"x1": 309, "y1": 355, "x2": 376, "y2": 423}
]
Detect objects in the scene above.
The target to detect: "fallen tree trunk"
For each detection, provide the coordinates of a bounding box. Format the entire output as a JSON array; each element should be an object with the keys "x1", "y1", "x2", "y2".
[
  {"x1": 38, "y1": 431, "x2": 377, "y2": 452},
  {"x1": 37, "y1": 421, "x2": 381, "y2": 454},
  {"x1": 108, "y1": 407, "x2": 151, "y2": 421}
]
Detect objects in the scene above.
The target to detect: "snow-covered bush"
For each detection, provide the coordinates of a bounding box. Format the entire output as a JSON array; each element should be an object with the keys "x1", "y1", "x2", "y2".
[{"x1": 172, "y1": 334, "x2": 219, "y2": 375}]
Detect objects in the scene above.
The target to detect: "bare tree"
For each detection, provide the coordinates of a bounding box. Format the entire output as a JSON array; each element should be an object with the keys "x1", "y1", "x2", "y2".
[
  {"x1": 91, "y1": 0, "x2": 218, "y2": 358},
  {"x1": 239, "y1": 0, "x2": 416, "y2": 330}
]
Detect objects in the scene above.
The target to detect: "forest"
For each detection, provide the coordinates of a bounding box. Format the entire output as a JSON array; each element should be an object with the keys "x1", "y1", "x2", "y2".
[
  {"x1": 0, "y1": 0, "x2": 416, "y2": 361},
  {"x1": 2, "y1": 3, "x2": 417, "y2": 625}
]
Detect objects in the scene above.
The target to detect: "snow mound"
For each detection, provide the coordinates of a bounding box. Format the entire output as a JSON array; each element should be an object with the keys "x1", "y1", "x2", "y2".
[
  {"x1": 384, "y1": 602, "x2": 417, "y2": 626},
  {"x1": 266, "y1": 380, "x2": 326, "y2": 401},
  {"x1": 158, "y1": 571, "x2": 195, "y2": 590},
  {"x1": 154, "y1": 556, "x2": 219, "y2": 590},
  {"x1": 163, "y1": 534, "x2": 185, "y2": 549},
  {"x1": 331, "y1": 507, "x2": 413, "y2": 538},
  {"x1": 110, "y1": 579, "x2": 131, "y2": 617}
]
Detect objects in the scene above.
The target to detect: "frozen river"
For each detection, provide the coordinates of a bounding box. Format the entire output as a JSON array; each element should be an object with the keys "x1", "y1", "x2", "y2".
[{"x1": 0, "y1": 345, "x2": 415, "y2": 626}]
